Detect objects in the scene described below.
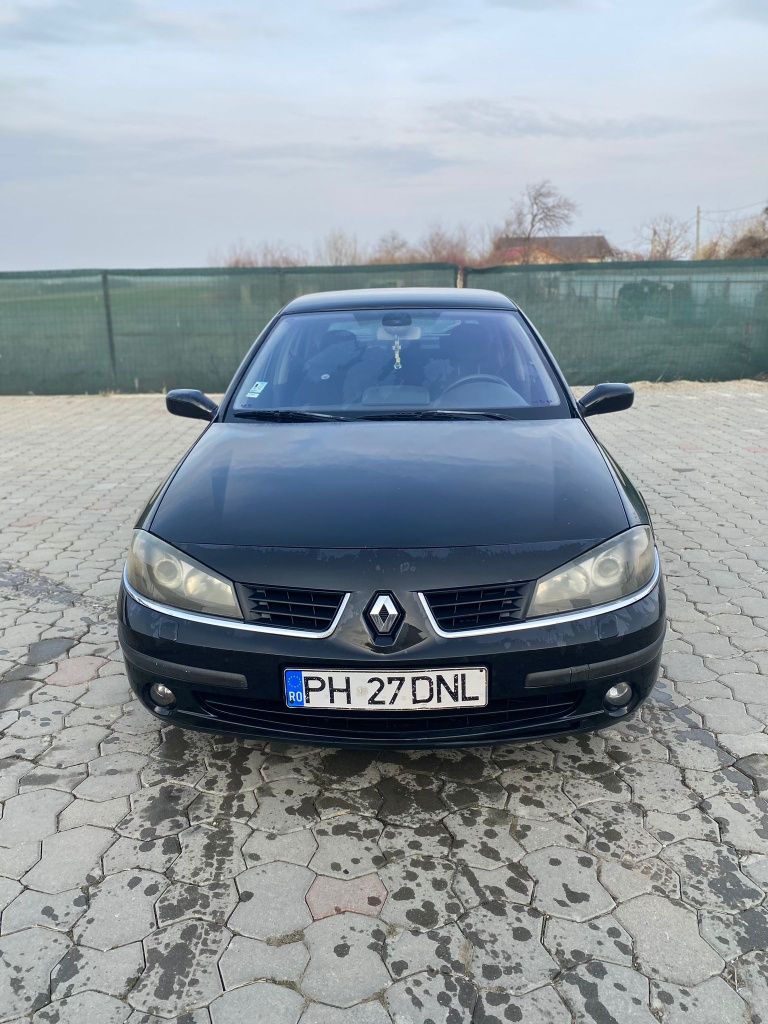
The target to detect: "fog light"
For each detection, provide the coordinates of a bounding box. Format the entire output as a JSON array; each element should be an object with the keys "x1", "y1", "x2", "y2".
[
  {"x1": 149, "y1": 683, "x2": 176, "y2": 708},
  {"x1": 603, "y1": 681, "x2": 633, "y2": 709}
]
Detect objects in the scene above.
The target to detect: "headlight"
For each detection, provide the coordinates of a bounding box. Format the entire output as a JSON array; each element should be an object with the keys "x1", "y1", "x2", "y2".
[
  {"x1": 528, "y1": 526, "x2": 656, "y2": 618},
  {"x1": 125, "y1": 530, "x2": 242, "y2": 619}
]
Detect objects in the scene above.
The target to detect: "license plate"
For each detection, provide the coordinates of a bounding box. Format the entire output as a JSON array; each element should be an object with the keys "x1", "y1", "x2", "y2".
[{"x1": 283, "y1": 668, "x2": 488, "y2": 711}]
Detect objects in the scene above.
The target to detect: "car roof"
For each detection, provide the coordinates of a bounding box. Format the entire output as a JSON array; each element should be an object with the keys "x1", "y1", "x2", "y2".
[{"x1": 281, "y1": 287, "x2": 518, "y2": 314}]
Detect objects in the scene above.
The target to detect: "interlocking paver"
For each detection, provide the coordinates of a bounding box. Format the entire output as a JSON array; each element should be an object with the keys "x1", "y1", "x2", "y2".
[
  {"x1": 50, "y1": 941, "x2": 144, "y2": 999},
  {"x1": 169, "y1": 820, "x2": 249, "y2": 884},
  {"x1": 299, "y1": 1002, "x2": 392, "y2": 1024},
  {"x1": 645, "y1": 806, "x2": 720, "y2": 844},
  {"x1": 249, "y1": 779, "x2": 320, "y2": 833},
  {"x1": 576, "y1": 800, "x2": 662, "y2": 862},
  {"x1": 702, "y1": 793, "x2": 768, "y2": 853},
  {"x1": 74, "y1": 869, "x2": 166, "y2": 949},
  {"x1": 376, "y1": 773, "x2": 447, "y2": 827},
  {"x1": 18, "y1": 762, "x2": 87, "y2": 794},
  {"x1": 734, "y1": 950, "x2": 768, "y2": 1021},
  {"x1": 309, "y1": 814, "x2": 384, "y2": 878},
  {"x1": 379, "y1": 821, "x2": 452, "y2": 860},
  {"x1": 117, "y1": 782, "x2": 196, "y2": 840},
  {"x1": 451, "y1": 859, "x2": 533, "y2": 909},
  {"x1": 378, "y1": 855, "x2": 461, "y2": 929},
  {"x1": 242, "y1": 826, "x2": 318, "y2": 866},
  {"x1": 230, "y1": 862, "x2": 314, "y2": 940},
  {"x1": 616, "y1": 894, "x2": 724, "y2": 985},
  {"x1": 384, "y1": 922, "x2": 472, "y2": 979},
  {"x1": 156, "y1": 880, "x2": 238, "y2": 927},
  {"x1": 22, "y1": 825, "x2": 114, "y2": 893},
  {"x1": 306, "y1": 872, "x2": 387, "y2": 919},
  {"x1": 0, "y1": 788, "x2": 72, "y2": 846},
  {"x1": 129, "y1": 920, "x2": 230, "y2": 1016},
  {"x1": 37, "y1": 724, "x2": 108, "y2": 768},
  {"x1": 102, "y1": 834, "x2": 181, "y2": 875},
  {"x1": 74, "y1": 752, "x2": 145, "y2": 802},
  {"x1": 474, "y1": 985, "x2": 571, "y2": 1024},
  {"x1": 659, "y1": 838, "x2": 764, "y2": 911},
  {"x1": 0, "y1": 876, "x2": 23, "y2": 919},
  {"x1": 462, "y1": 902, "x2": 556, "y2": 992},
  {"x1": 302, "y1": 912, "x2": 389, "y2": 1007},
  {"x1": 0, "y1": 927, "x2": 69, "y2": 1016},
  {"x1": 209, "y1": 983, "x2": 303, "y2": 1024},
  {"x1": 6, "y1": 700, "x2": 74, "y2": 738},
  {"x1": 502, "y1": 765, "x2": 575, "y2": 820},
  {"x1": 699, "y1": 905, "x2": 768, "y2": 960},
  {"x1": 525, "y1": 846, "x2": 614, "y2": 921},
  {"x1": 2, "y1": 887, "x2": 88, "y2": 935},
  {"x1": 558, "y1": 961, "x2": 657, "y2": 1023},
  {"x1": 619, "y1": 761, "x2": 696, "y2": 812},
  {"x1": 385, "y1": 970, "x2": 477, "y2": 1022},
  {"x1": 33, "y1": 991, "x2": 132, "y2": 1024},
  {"x1": 444, "y1": 807, "x2": 525, "y2": 868},
  {"x1": 58, "y1": 794, "x2": 130, "y2": 830},
  {"x1": 219, "y1": 934, "x2": 309, "y2": 989},
  {"x1": 3, "y1": 385, "x2": 768, "y2": 1021},
  {"x1": 544, "y1": 912, "x2": 633, "y2": 968},
  {"x1": 650, "y1": 977, "x2": 751, "y2": 1024}
]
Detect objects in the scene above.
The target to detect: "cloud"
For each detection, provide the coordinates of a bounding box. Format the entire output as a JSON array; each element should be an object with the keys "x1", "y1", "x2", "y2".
[
  {"x1": 710, "y1": 0, "x2": 768, "y2": 21},
  {"x1": 487, "y1": 0, "x2": 611, "y2": 9},
  {"x1": 0, "y1": 0, "x2": 213, "y2": 47},
  {"x1": 432, "y1": 100, "x2": 712, "y2": 141},
  {"x1": 0, "y1": 126, "x2": 457, "y2": 184}
]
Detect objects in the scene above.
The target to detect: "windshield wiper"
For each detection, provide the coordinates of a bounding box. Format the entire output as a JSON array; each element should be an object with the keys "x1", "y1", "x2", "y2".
[
  {"x1": 233, "y1": 409, "x2": 347, "y2": 422},
  {"x1": 356, "y1": 409, "x2": 513, "y2": 421}
]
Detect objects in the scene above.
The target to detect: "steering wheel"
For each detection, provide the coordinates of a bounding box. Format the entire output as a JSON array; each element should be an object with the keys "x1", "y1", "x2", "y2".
[
  {"x1": 436, "y1": 374, "x2": 527, "y2": 408},
  {"x1": 438, "y1": 374, "x2": 516, "y2": 397}
]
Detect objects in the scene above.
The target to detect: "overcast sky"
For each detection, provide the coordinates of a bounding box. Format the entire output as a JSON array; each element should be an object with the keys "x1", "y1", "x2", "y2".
[{"x1": 1, "y1": 0, "x2": 766, "y2": 270}]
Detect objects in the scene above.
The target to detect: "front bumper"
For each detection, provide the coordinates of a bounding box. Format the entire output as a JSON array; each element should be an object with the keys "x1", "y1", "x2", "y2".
[{"x1": 118, "y1": 571, "x2": 665, "y2": 749}]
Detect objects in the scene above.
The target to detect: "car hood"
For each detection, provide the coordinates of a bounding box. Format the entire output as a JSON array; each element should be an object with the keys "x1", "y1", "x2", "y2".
[{"x1": 149, "y1": 420, "x2": 629, "y2": 576}]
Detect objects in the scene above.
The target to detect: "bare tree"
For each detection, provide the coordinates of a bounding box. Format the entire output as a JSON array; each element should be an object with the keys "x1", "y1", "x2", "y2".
[
  {"x1": 314, "y1": 229, "x2": 367, "y2": 266},
  {"x1": 369, "y1": 230, "x2": 416, "y2": 264},
  {"x1": 639, "y1": 215, "x2": 692, "y2": 260},
  {"x1": 217, "y1": 239, "x2": 307, "y2": 267},
  {"x1": 498, "y1": 180, "x2": 578, "y2": 261},
  {"x1": 723, "y1": 209, "x2": 768, "y2": 259},
  {"x1": 416, "y1": 223, "x2": 476, "y2": 265}
]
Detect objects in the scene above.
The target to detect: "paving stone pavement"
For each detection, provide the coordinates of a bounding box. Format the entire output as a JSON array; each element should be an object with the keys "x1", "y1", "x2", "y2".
[{"x1": 1, "y1": 383, "x2": 767, "y2": 1023}]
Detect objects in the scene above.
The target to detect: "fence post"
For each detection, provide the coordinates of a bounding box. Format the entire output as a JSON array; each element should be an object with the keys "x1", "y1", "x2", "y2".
[{"x1": 100, "y1": 271, "x2": 118, "y2": 387}]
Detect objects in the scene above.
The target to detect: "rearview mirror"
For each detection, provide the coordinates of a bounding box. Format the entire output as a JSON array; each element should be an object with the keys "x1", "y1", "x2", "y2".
[
  {"x1": 578, "y1": 383, "x2": 634, "y2": 417},
  {"x1": 166, "y1": 389, "x2": 218, "y2": 421}
]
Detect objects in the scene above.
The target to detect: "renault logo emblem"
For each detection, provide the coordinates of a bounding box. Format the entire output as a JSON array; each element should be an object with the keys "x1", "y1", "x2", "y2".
[{"x1": 365, "y1": 592, "x2": 403, "y2": 637}]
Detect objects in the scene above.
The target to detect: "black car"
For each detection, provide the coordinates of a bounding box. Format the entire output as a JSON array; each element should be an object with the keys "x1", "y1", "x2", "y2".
[{"x1": 118, "y1": 287, "x2": 665, "y2": 748}]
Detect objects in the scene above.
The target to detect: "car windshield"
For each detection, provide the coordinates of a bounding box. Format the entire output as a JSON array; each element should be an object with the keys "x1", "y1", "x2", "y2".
[{"x1": 229, "y1": 308, "x2": 568, "y2": 420}]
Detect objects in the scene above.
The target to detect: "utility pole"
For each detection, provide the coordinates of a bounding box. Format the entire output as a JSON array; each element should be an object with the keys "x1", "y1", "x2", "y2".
[{"x1": 695, "y1": 205, "x2": 701, "y2": 259}]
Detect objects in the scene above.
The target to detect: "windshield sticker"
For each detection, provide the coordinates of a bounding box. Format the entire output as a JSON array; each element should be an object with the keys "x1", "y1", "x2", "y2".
[{"x1": 246, "y1": 381, "x2": 269, "y2": 399}]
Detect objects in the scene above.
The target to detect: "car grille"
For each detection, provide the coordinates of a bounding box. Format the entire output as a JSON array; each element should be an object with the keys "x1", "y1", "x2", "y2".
[
  {"x1": 235, "y1": 584, "x2": 345, "y2": 632},
  {"x1": 423, "y1": 580, "x2": 534, "y2": 632},
  {"x1": 197, "y1": 690, "x2": 582, "y2": 746}
]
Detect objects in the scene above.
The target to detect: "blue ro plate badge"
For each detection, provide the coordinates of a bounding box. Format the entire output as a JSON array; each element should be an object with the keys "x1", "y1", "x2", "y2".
[{"x1": 283, "y1": 667, "x2": 488, "y2": 711}]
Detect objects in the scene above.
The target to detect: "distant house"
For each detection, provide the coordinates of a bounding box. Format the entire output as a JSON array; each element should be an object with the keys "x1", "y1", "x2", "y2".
[{"x1": 495, "y1": 235, "x2": 615, "y2": 265}]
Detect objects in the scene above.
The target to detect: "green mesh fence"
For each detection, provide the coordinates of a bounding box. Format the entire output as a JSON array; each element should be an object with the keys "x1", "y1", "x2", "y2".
[
  {"x1": 1, "y1": 260, "x2": 767, "y2": 393},
  {"x1": 466, "y1": 259, "x2": 768, "y2": 384},
  {"x1": 0, "y1": 263, "x2": 458, "y2": 394}
]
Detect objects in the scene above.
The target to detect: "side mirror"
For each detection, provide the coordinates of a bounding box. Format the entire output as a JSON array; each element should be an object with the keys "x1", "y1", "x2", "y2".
[
  {"x1": 166, "y1": 389, "x2": 218, "y2": 421},
  {"x1": 578, "y1": 382, "x2": 634, "y2": 417}
]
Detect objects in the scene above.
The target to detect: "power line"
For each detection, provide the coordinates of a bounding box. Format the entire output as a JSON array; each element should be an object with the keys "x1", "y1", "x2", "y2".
[{"x1": 701, "y1": 199, "x2": 767, "y2": 215}]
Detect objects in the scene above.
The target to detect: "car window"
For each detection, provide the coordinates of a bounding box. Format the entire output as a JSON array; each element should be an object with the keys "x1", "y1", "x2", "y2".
[{"x1": 229, "y1": 308, "x2": 568, "y2": 418}]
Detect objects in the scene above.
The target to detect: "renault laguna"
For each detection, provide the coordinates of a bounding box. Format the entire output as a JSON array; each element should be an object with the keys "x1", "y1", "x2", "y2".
[{"x1": 118, "y1": 288, "x2": 665, "y2": 747}]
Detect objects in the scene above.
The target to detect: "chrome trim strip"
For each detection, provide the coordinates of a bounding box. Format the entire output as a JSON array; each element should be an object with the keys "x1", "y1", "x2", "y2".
[
  {"x1": 417, "y1": 551, "x2": 661, "y2": 639},
  {"x1": 123, "y1": 571, "x2": 351, "y2": 639}
]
